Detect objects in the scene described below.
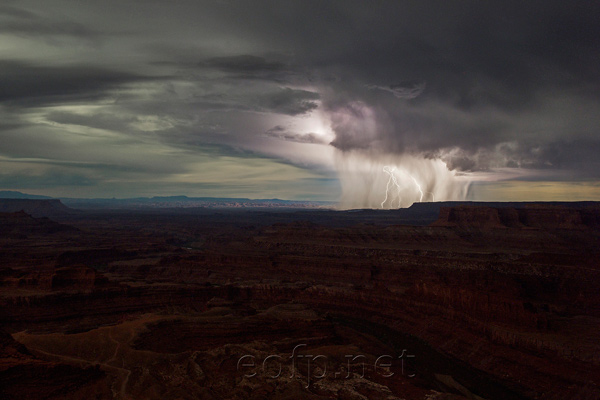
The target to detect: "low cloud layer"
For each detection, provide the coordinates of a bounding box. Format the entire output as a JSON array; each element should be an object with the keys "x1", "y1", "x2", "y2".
[{"x1": 0, "y1": 1, "x2": 598, "y2": 202}]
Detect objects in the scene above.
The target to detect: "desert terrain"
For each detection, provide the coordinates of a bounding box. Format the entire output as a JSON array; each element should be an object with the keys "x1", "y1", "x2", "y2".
[{"x1": 1, "y1": 199, "x2": 599, "y2": 399}]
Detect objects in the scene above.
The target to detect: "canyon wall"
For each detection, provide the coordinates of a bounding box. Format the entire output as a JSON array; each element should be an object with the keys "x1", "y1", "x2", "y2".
[{"x1": 1, "y1": 206, "x2": 599, "y2": 399}]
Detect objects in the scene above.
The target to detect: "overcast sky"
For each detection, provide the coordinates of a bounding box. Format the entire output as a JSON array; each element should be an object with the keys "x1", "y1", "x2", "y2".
[{"x1": 1, "y1": 1, "x2": 599, "y2": 201}]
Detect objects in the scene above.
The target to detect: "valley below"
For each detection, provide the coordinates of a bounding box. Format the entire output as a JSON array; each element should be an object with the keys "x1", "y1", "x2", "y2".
[{"x1": 1, "y1": 201, "x2": 599, "y2": 399}]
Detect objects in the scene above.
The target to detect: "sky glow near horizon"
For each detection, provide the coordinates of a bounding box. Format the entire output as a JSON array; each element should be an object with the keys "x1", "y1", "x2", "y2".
[{"x1": 1, "y1": 1, "x2": 599, "y2": 205}]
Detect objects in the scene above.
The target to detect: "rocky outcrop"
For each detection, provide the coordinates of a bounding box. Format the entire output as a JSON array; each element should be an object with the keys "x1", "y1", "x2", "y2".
[
  {"x1": 432, "y1": 205, "x2": 598, "y2": 230},
  {"x1": 0, "y1": 211, "x2": 76, "y2": 237},
  {"x1": 432, "y1": 206, "x2": 510, "y2": 229},
  {"x1": 519, "y1": 205, "x2": 587, "y2": 229}
]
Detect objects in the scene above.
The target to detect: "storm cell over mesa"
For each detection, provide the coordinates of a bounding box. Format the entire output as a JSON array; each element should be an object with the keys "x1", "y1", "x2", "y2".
[{"x1": 1, "y1": 0, "x2": 599, "y2": 206}]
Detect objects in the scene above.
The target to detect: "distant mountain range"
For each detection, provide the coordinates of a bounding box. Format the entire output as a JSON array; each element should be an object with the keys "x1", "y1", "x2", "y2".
[
  {"x1": 2, "y1": 191, "x2": 598, "y2": 217},
  {"x1": 0, "y1": 191, "x2": 334, "y2": 210}
]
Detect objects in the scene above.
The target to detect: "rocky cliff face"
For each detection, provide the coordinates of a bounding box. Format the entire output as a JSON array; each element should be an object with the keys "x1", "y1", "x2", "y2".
[
  {"x1": 0, "y1": 211, "x2": 76, "y2": 236},
  {"x1": 432, "y1": 205, "x2": 597, "y2": 230},
  {"x1": 432, "y1": 206, "x2": 509, "y2": 229}
]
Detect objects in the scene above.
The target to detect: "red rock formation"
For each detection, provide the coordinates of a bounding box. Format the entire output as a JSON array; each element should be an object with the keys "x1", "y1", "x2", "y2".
[
  {"x1": 519, "y1": 205, "x2": 586, "y2": 229},
  {"x1": 1, "y1": 205, "x2": 599, "y2": 399},
  {"x1": 431, "y1": 206, "x2": 508, "y2": 229},
  {"x1": 432, "y1": 204, "x2": 595, "y2": 230}
]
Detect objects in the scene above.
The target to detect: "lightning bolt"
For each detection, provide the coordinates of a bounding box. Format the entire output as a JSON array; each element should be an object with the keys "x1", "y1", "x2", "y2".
[
  {"x1": 389, "y1": 168, "x2": 402, "y2": 208},
  {"x1": 409, "y1": 174, "x2": 424, "y2": 202},
  {"x1": 383, "y1": 167, "x2": 438, "y2": 207},
  {"x1": 381, "y1": 167, "x2": 393, "y2": 208},
  {"x1": 381, "y1": 166, "x2": 402, "y2": 208}
]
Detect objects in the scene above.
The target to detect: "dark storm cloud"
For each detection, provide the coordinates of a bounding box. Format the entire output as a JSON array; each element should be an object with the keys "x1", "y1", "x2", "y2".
[
  {"x1": 200, "y1": 54, "x2": 303, "y2": 83},
  {"x1": 433, "y1": 137, "x2": 600, "y2": 179},
  {"x1": 1, "y1": 0, "x2": 599, "y2": 197},
  {"x1": 257, "y1": 88, "x2": 319, "y2": 116},
  {"x1": 0, "y1": 60, "x2": 152, "y2": 107},
  {"x1": 367, "y1": 82, "x2": 426, "y2": 100},
  {"x1": 118, "y1": 80, "x2": 319, "y2": 117},
  {"x1": 306, "y1": 1, "x2": 600, "y2": 105},
  {"x1": 0, "y1": 5, "x2": 37, "y2": 19},
  {"x1": 191, "y1": 86, "x2": 319, "y2": 115},
  {"x1": 0, "y1": 18, "x2": 98, "y2": 40},
  {"x1": 0, "y1": 170, "x2": 96, "y2": 188},
  {"x1": 265, "y1": 125, "x2": 329, "y2": 145},
  {"x1": 205, "y1": 55, "x2": 286, "y2": 74},
  {"x1": 0, "y1": 4, "x2": 101, "y2": 42},
  {"x1": 274, "y1": 0, "x2": 600, "y2": 178},
  {"x1": 45, "y1": 111, "x2": 137, "y2": 133},
  {"x1": 520, "y1": 140, "x2": 600, "y2": 176}
]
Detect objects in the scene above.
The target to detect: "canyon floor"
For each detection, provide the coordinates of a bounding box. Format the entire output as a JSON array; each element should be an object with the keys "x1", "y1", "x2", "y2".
[{"x1": 1, "y1": 202, "x2": 599, "y2": 399}]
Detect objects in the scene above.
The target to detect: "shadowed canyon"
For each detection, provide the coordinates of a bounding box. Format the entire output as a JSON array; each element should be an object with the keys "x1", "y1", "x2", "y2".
[{"x1": 1, "y1": 200, "x2": 599, "y2": 399}]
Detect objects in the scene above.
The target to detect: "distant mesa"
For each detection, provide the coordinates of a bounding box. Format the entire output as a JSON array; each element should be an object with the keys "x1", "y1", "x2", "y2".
[
  {"x1": 60, "y1": 195, "x2": 333, "y2": 210},
  {"x1": 0, "y1": 199, "x2": 75, "y2": 218},
  {"x1": 431, "y1": 204, "x2": 600, "y2": 230},
  {"x1": 1, "y1": 190, "x2": 333, "y2": 210}
]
